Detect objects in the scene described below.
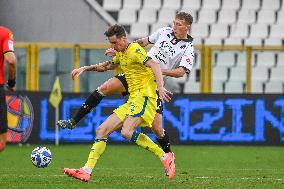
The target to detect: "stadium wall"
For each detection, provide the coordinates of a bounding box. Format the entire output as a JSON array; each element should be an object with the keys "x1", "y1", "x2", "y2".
[
  {"x1": 6, "y1": 91, "x2": 284, "y2": 145},
  {"x1": 0, "y1": 0, "x2": 108, "y2": 43}
]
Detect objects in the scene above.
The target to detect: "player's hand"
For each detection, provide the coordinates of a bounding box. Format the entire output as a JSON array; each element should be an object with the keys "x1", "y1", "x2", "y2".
[
  {"x1": 105, "y1": 48, "x2": 117, "y2": 57},
  {"x1": 6, "y1": 80, "x2": 16, "y2": 92},
  {"x1": 71, "y1": 67, "x2": 86, "y2": 80},
  {"x1": 6, "y1": 86, "x2": 15, "y2": 92},
  {"x1": 158, "y1": 87, "x2": 172, "y2": 103}
]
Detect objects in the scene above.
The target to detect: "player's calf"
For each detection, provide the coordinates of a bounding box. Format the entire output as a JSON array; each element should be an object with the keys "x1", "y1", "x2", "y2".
[
  {"x1": 57, "y1": 89, "x2": 105, "y2": 130},
  {"x1": 156, "y1": 130, "x2": 172, "y2": 153},
  {"x1": 151, "y1": 113, "x2": 172, "y2": 153}
]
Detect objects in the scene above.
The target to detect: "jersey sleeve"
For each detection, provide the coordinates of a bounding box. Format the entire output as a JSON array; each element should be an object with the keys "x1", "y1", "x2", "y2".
[
  {"x1": 112, "y1": 53, "x2": 120, "y2": 64},
  {"x1": 179, "y1": 45, "x2": 195, "y2": 74},
  {"x1": 133, "y1": 45, "x2": 151, "y2": 65},
  {"x1": 2, "y1": 30, "x2": 14, "y2": 53},
  {"x1": 148, "y1": 27, "x2": 168, "y2": 44}
]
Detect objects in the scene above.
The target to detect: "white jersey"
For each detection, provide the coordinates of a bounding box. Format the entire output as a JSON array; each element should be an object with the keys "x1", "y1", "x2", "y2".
[{"x1": 147, "y1": 27, "x2": 195, "y2": 73}]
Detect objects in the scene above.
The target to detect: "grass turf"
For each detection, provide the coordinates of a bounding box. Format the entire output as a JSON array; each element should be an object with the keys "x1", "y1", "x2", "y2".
[{"x1": 0, "y1": 145, "x2": 284, "y2": 189}]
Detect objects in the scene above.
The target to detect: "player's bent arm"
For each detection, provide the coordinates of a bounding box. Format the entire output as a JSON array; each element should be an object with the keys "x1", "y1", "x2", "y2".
[
  {"x1": 4, "y1": 52, "x2": 16, "y2": 65},
  {"x1": 146, "y1": 60, "x2": 171, "y2": 102},
  {"x1": 85, "y1": 61, "x2": 114, "y2": 72},
  {"x1": 134, "y1": 37, "x2": 149, "y2": 47},
  {"x1": 82, "y1": 61, "x2": 118, "y2": 72},
  {"x1": 145, "y1": 60, "x2": 164, "y2": 89},
  {"x1": 104, "y1": 62, "x2": 119, "y2": 71},
  {"x1": 71, "y1": 61, "x2": 118, "y2": 79},
  {"x1": 4, "y1": 52, "x2": 16, "y2": 79},
  {"x1": 4, "y1": 52, "x2": 16, "y2": 90},
  {"x1": 162, "y1": 67, "x2": 186, "y2": 78}
]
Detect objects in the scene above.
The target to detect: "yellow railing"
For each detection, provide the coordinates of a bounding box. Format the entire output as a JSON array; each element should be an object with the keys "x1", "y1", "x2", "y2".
[
  {"x1": 14, "y1": 42, "x2": 284, "y2": 93},
  {"x1": 15, "y1": 42, "x2": 110, "y2": 92}
]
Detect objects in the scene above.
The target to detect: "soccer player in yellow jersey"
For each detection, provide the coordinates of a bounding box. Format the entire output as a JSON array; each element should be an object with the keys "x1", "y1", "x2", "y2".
[
  {"x1": 58, "y1": 13, "x2": 193, "y2": 167},
  {"x1": 63, "y1": 25, "x2": 175, "y2": 182}
]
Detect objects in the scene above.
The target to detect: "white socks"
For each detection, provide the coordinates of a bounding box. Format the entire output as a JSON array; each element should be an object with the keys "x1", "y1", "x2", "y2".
[{"x1": 83, "y1": 167, "x2": 92, "y2": 174}]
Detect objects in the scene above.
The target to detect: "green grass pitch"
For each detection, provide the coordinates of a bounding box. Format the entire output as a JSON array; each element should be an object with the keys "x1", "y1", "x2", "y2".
[{"x1": 0, "y1": 145, "x2": 284, "y2": 189}]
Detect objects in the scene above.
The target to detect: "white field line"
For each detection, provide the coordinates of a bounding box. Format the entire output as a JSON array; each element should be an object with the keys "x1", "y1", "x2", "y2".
[
  {"x1": 53, "y1": 167, "x2": 284, "y2": 171},
  {"x1": 195, "y1": 176, "x2": 284, "y2": 181},
  {"x1": 0, "y1": 174, "x2": 65, "y2": 177},
  {"x1": 1, "y1": 174, "x2": 283, "y2": 181}
]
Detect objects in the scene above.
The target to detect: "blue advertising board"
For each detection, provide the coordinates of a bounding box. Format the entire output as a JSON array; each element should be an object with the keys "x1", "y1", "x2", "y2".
[{"x1": 8, "y1": 92, "x2": 284, "y2": 145}]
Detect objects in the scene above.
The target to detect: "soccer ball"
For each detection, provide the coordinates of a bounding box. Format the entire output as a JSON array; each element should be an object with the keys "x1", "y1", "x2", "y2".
[{"x1": 31, "y1": 146, "x2": 52, "y2": 168}]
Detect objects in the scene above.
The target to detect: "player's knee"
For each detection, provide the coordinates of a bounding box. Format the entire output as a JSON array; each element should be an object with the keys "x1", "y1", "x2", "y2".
[
  {"x1": 96, "y1": 127, "x2": 108, "y2": 138},
  {"x1": 120, "y1": 129, "x2": 132, "y2": 140},
  {"x1": 97, "y1": 84, "x2": 109, "y2": 95},
  {"x1": 151, "y1": 124, "x2": 158, "y2": 134}
]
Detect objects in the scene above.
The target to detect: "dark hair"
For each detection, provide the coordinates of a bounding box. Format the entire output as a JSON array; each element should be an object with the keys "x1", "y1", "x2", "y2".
[
  {"x1": 104, "y1": 24, "x2": 126, "y2": 38},
  {"x1": 176, "y1": 12, "x2": 193, "y2": 25}
]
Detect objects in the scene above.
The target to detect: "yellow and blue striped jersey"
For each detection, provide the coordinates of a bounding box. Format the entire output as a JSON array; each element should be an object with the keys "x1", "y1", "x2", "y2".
[{"x1": 112, "y1": 43, "x2": 157, "y2": 98}]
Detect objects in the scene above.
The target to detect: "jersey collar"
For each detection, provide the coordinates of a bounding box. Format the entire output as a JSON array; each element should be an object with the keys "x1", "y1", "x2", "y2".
[
  {"x1": 171, "y1": 32, "x2": 193, "y2": 43},
  {"x1": 122, "y1": 43, "x2": 131, "y2": 52}
]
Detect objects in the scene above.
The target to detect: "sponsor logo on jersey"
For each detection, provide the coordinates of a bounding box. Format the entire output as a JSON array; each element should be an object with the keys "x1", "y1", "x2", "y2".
[
  {"x1": 130, "y1": 102, "x2": 136, "y2": 113},
  {"x1": 8, "y1": 40, "x2": 14, "y2": 51},
  {"x1": 170, "y1": 38, "x2": 178, "y2": 45},
  {"x1": 186, "y1": 57, "x2": 193, "y2": 65}
]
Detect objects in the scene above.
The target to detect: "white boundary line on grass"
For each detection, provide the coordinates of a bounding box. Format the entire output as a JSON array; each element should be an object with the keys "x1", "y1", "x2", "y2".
[
  {"x1": 1, "y1": 174, "x2": 283, "y2": 182},
  {"x1": 195, "y1": 176, "x2": 284, "y2": 181},
  {"x1": 0, "y1": 174, "x2": 65, "y2": 177}
]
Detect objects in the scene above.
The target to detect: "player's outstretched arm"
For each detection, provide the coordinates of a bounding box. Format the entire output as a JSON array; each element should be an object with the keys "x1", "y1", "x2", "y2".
[
  {"x1": 71, "y1": 61, "x2": 118, "y2": 80},
  {"x1": 146, "y1": 60, "x2": 172, "y2": 102},
  {"x1": 161, "y1": 67, "x2": 186, "y2": 78},
  {"x1": 134, "y1": 37, "x2": 149, "y2": 47}
]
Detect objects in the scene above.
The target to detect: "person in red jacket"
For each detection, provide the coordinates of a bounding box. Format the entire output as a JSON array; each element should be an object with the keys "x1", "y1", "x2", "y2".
[{"x1": 0, "y1": 26, "x2": 16, "y2": 152}]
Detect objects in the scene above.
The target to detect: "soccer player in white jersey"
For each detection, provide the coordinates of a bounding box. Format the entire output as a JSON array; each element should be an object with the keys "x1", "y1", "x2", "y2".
[
  {"x1": 138, "y1": 12, "x2": 194, "y2": 78},
  {"x1": 57, "y1": 12, "x2": 194, "y2": 176}
]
